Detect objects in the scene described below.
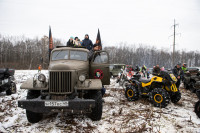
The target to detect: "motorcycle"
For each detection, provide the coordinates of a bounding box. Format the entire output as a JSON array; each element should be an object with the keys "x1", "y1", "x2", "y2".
[
  {"x1": 0, "y1": 68, "x2": 16, "y2": 95},
  {"x1": 117, "y1": 68, "x2": 135, "y2": 88},
  {"x1": 125, "y1": 70, "x2": 181, "y2": 108}
]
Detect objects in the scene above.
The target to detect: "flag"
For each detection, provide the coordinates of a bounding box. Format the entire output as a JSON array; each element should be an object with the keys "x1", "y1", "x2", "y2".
[
  {"x1": 49, "y1": 26, "x2": 54, "y2": 60},
  {"x1": 96, "y1": 28, "x2": 102, "y2": 50}
]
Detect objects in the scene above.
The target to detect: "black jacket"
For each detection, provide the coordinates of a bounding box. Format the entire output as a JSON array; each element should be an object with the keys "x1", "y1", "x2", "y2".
[
  {"x1": 88, "y1": 49, "x2": 94, "y2": 61},
  {"x1": 172, "y1": 66, "x2": 184, "y2": 79},
  {"x1": 82, "y1": 38, "x2": 93, "y2": 50},
  {"x1": 67, "y1": 39, "x2": 74, "y2": 47}
]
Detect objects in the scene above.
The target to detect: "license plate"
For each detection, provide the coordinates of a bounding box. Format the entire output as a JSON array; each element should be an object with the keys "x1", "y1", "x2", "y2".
[{"x1": 45, "y1": 101, "x2": 69, "y2": 107}]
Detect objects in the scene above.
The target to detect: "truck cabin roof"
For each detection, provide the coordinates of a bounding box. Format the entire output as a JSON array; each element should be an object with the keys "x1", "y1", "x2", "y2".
[{"x1": 52, "y1": 46, "x2": 89, "y2": 52}]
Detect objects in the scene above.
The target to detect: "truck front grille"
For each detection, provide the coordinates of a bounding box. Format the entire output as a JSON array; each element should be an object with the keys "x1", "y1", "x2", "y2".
[{"x1": 49, "y1": 72, "x2": 72, "y2": 94}]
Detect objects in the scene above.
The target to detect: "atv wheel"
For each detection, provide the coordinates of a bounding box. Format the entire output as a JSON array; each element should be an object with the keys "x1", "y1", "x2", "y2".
[
  {"x1": 89, "y1": 91, "x2": 102, "y2": 121},
  {"x1": 190, "y1": 81, "x2": 196, "y2": 93},
  {"x1": 6, "y1": 82, "x2": 17, "y2": 95},
  {"x1": 170, "y1": 91, "x2": 181, "y2": 103},
  {"x1": 149, "y1": 88, "x2": 170, "y2": 108},
  {"x1": 184, "y1": 82, "x2": 190, "y2": 90},
  {"x1": 195, "y1": 101, "x2": 200, "y2": 118},
  {"x1": 26, "y1": 90, "x2": 43, "y2": 123},
  {"x1": 125, "y1": 86, "x2": 139, "y2": 101}
]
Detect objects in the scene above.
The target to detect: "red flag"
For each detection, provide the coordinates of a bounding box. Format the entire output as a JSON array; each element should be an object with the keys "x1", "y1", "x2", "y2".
[
  {"x1": 49, "y1": 26, "x2": 53, "y2": 60},
  {"x1": 96, "y1": 28, "x2": 102, "y2": 50}
]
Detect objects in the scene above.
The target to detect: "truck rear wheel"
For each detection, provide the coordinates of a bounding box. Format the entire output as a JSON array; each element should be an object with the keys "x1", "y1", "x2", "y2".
[
  {"x1": 195, "y1": 101, "x2": 200, "y2": 118},
  {"x1": 89, "y1": 91, "x2": 102, "y2": 121},
  {"x1": 149, "y1": 88, "x2": 170, "y2": 108},
  {"x1": 26, "y1": 90, "x2": 43, "y2": 123}
]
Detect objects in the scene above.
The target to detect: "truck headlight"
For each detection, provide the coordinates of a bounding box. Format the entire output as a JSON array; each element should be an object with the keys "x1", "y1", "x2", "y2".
[
  {"x1": 79, "y1": 74, "x2": 86, "y2": 82},
  {"x1": 38, "y1": 74, "x2": 46, "y2": 82}
]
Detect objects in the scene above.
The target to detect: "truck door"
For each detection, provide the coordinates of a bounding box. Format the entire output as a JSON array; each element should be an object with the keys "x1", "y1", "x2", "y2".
[{"x1": 90, "y1": 51, "x2": 110, "y2": 85}]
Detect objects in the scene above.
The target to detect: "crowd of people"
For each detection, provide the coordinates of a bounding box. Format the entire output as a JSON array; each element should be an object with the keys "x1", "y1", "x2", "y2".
[
  {"x1": 147, "y1": 63, "x2": 187, "y2": 88},
  {"x1": 66, "y1": 34, "x2": 98, "y2": 51},
  {"x1": 126, "y1": 63, "x2": 188, "y2": 89}
]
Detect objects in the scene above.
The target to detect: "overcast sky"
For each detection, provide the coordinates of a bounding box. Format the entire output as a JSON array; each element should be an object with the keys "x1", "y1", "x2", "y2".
[{"x1": 0, "y1": 0, "x2": 200, "y2": 51}]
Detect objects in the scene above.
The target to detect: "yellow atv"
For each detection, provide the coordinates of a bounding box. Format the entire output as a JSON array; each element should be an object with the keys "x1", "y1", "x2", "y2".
[{"x1": 125, "y1": 71, "x2": 181, "y2": 108}]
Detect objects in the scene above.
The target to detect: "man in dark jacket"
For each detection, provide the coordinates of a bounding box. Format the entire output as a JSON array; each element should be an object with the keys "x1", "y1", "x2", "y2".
[
  {"x1": 66, "y1": 36, "x2": 74, "y2": 47},
  {"x1": 88, "y1": 44, "x2": 99, "y2": 61},
  {"x1": 82, "y1": 34, "x2": 93, "y2": 50},
  {"x1": 172, "y1": 63, "x2": 184, "y2": 88}
]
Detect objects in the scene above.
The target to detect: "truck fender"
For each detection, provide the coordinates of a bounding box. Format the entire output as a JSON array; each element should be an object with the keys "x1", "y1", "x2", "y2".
[
  {"x1": 75, "y1": 79, "x2": 102, "y2": 90},
  {"x1": 20, "y1": 78, "x2": 48, "y2": 90}
]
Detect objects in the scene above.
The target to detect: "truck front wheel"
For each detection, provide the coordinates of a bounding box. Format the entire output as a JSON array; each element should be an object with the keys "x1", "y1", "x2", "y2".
[
  {"x1": 26, "y1": 90, "x2": 43, "y2": 123},
  {"x1": 88, "y1": 91, "x2": 102, "y2": 121},
  {"x1": 195, "y1": 101, "x2": 200, "y2": 118}
]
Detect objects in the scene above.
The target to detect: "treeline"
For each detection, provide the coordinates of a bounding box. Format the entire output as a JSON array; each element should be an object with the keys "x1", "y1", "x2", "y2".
[
  {"x1": 0, "y1": 35, "x2": 62, "y2": 69},
  {"x1": 0, "y1": 35, "x2": 200, "y2": 69},
  {"x1": 104, "y1": 43, "x2": 200, "y2": 69}
]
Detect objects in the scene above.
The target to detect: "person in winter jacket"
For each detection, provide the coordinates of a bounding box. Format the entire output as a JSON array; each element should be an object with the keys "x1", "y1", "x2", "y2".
[
  {"x1": 74, "y1": 37, "x2": 81, "y2": 46},
  {"x1": 182, "y1": 63, "x2": 188, "y2": 73},
  {"x1": 172, "y1": 63, "x2": 184, "y2": 88},
  {"x1": 66, "y1": 36, "x2": 74, "y2": 47},
  {"x1": 140, "y1": 65, "x2": 147, "y2": 77},
  {"x1": 153, "y1": 65, "x2": 160, "y2": 76},
  {"x1": 82, "y1": 34, "x2": 93, "y2": 50},
  {"x1": 88, "y1": 44, "x2": 99, "y2": 61}
]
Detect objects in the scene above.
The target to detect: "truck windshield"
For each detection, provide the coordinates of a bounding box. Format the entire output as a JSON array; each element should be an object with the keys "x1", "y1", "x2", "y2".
[
  {"x1": 52, "y1": 50, "x2": 69, "y2": 60},
  {"x1": 70, "y1": 51, "x2": 88, "y2": 61},
  {"x1": 52, "y1": 50, "x2": 88, "y2": 61}
]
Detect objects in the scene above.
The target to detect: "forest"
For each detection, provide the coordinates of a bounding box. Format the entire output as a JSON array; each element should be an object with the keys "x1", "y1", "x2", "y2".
[{"x1": 0, "y1": 34, "x2": 199, "y2": 69}]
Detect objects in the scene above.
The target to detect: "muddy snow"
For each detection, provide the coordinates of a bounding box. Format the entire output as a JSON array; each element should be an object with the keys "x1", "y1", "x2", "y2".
[{"x1": 0, "y1": 70, "x2": 200, "y2": 133}]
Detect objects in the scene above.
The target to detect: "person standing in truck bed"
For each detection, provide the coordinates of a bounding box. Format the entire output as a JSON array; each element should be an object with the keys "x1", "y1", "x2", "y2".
[
  {"x1": 82, "y1": 34, "x2": 93, "y2": 50},
  {"x1": 66, "y1": 36, "x2": 74, "y2": 47}
]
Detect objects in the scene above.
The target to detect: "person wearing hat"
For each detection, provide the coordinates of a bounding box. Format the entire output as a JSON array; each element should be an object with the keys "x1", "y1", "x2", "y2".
[
  {"x1": 82, "y1": 34, "x2": 93, "y2": 50},
  {"x1": 88, "y1": 44, "x2": 99, "y2": 61},
  {"x1": 66, "y1": 36, "x2": 74, "y2": 47},
  {"x1": 74, "y1": 37, "x2": 81, "y2": 46},
  {"x1": 182, "y1": 63, "x2": 188, "y2": 73},
  {"x1": 172, "y1": 63, "x2": 184, "y2": 88}
]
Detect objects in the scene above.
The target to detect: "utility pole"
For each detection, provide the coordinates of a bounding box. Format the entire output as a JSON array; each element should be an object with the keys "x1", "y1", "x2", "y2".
[{"x1": 172, "y1": 19, "x2": 179, "y2": 67}]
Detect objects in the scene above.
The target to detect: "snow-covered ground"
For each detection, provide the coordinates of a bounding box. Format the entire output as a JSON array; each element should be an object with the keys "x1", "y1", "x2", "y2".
[{"x1": 0, "y1": 70, "x2": 200, "y2": 133}]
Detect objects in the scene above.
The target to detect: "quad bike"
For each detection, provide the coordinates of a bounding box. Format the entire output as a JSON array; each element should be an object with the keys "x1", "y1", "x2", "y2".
[
  {"x1": 184, "y1": 69, "x2": 200, "y2": 93},
  {"x1": 0, "y1": 68, "x2": 16, "y2": 95},
  {"x1": 195, "y1": 89, "x2": 200, "y2": 118},
  {"x1": 125, "y1": 71, "x2": 181, "y2": 108}
]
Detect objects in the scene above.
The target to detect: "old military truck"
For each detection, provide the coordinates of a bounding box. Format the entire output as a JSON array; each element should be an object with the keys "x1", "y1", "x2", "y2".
[{"x1": 18, "y1": 46, "x2": 110, "y2": 123}]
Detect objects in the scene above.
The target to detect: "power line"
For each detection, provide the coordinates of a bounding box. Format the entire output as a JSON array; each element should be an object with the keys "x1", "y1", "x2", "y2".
[{"x1": 170, "y1": 19, "x2": 179, "y2": 67}]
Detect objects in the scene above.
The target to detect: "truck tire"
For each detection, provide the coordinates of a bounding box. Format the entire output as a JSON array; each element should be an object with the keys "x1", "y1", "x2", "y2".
[
  {"x1": 26, "y1": 90, "x2": 43, "y2": 123},
  {"x1": 125, "y1": 86, "x2": 139, "y2": 101},
  {"x1": 149, "y1": 88, "x2": 170, "y2": 108},
  {"x1": 195, "y1": 101, "x2": 200, "y2": 118},
  {"x1": 89, "y1": 91, "x2": 102, "y2": 121},
  {"x1": 6, "y1": 82, "x2": 16, "y2": 95},
  {"x1": 170, "y1": 91, "x2": 181, "y2": 103}
]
